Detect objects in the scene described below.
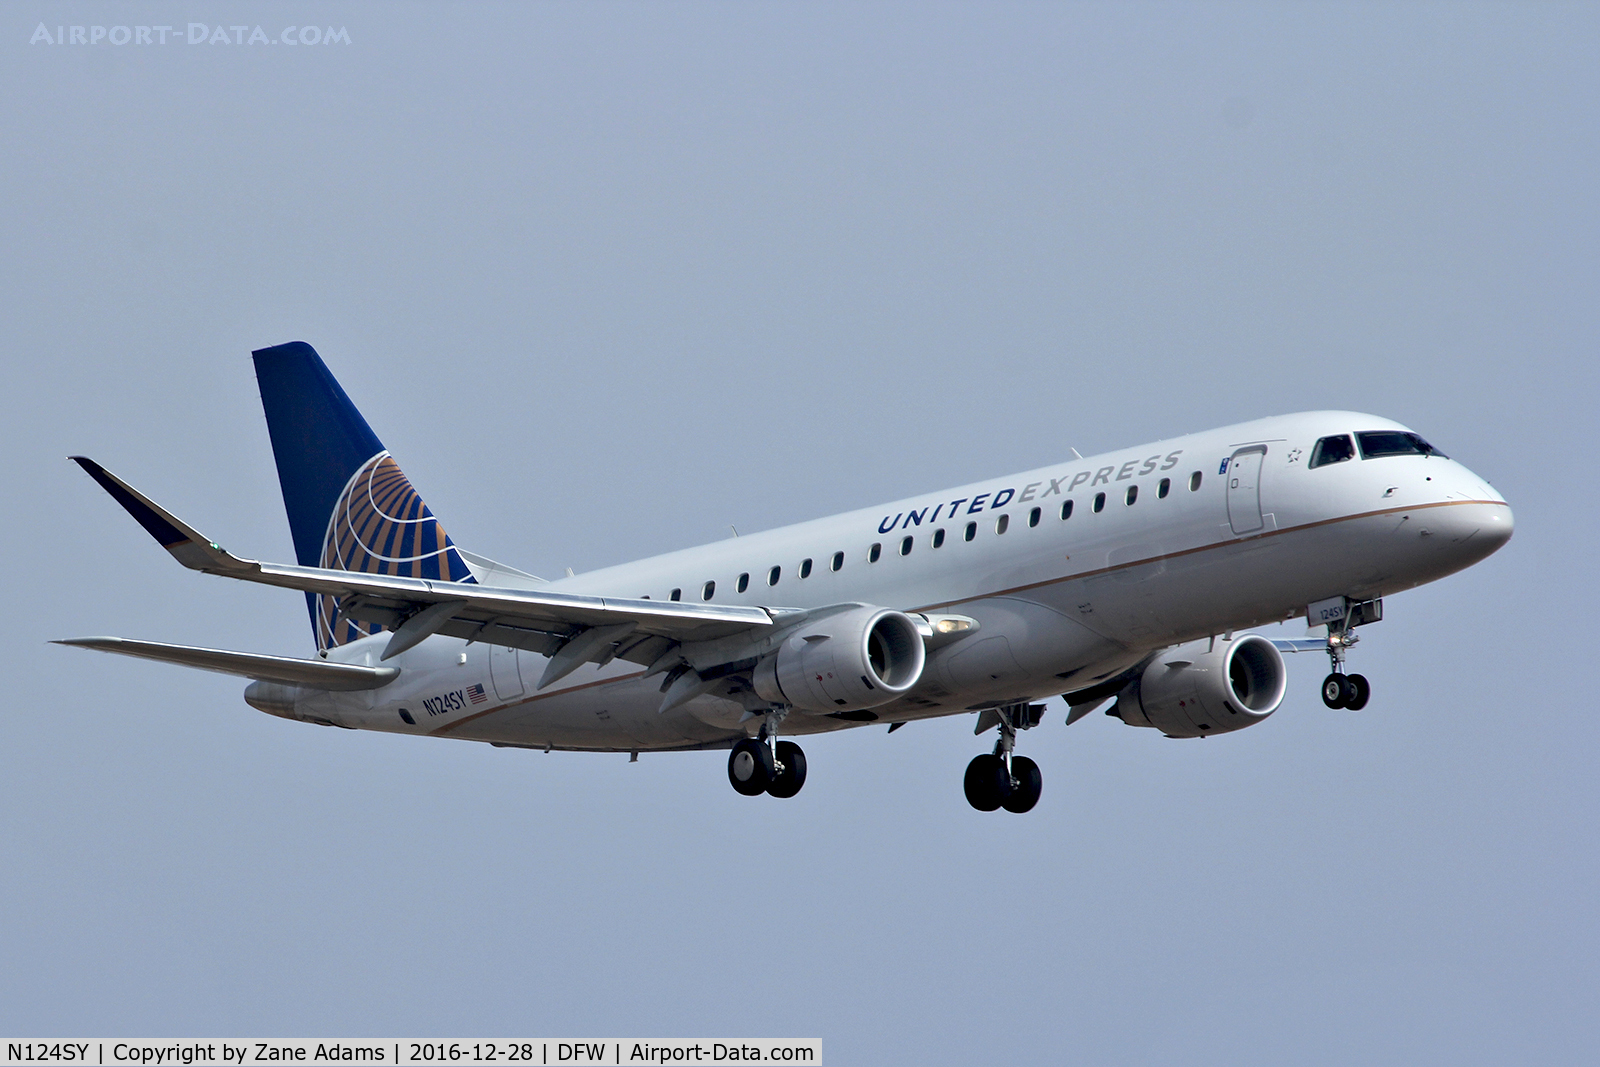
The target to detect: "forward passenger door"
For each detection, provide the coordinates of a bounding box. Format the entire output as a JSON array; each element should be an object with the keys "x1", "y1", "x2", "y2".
[{"x1": 1226, "y1": 446, "x2": 1267, "y2": 535}]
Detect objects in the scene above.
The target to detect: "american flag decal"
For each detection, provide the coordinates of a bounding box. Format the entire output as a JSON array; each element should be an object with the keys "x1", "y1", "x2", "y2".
[{"x1": 467, "y1": 683, "x2": 487, "y2": 705}]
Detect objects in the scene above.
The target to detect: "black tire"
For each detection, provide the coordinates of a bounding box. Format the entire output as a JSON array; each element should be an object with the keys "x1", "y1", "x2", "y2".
[
  {"x1": 1002, "y1": 756, "x2": 1042, "y2": 814},
  {"x1": 1322, "y1": 673, "x2": 1348, "y2": 709},
  {"x1": 963, "y1": 754, "x2": 1011, "y2": 812},
  {"x1": 728, "y1": 738, "x2": 774, "y2": 796},
  {"x1": 1344, "y1": 673, "x2": 1371, "y2": 711},
  {"x1": 767, "y1": 741, "x2": 807, "y2": 798}
]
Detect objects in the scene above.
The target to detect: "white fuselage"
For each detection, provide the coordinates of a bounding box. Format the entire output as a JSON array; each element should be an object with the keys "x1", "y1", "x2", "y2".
[{"x1": 285, "y1": 412, "x2": 1511, "y2": 751}]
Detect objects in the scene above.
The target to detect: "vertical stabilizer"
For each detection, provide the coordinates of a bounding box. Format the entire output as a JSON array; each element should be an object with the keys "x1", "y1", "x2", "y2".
[{"x1": 252, "y1": 342, "x2": 475, "y2": 650}]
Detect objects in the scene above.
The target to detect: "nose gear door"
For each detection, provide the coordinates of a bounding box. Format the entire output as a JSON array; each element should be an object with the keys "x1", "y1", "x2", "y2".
[{"x1": 1226, "y1": 446, "x2": 1267, "y2": 535}]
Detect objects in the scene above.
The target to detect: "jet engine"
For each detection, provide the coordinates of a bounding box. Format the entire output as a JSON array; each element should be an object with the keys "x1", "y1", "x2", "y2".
[
  {"x1": 1110, "y1": 634, "x2": 1286, "y2": 738},
  {"x1": 752, "y1": 606, "x2": 926, "y2": 713}
]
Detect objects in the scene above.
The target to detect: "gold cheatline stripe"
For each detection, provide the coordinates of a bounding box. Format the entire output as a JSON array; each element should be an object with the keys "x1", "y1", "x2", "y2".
[{"x1": 914, "y1": 498, "x2": 1507, "y2": 612}]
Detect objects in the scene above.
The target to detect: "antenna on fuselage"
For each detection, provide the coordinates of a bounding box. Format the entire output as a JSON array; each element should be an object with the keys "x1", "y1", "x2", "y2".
[{"x1": 1070, "y1": 447, "x2": 1084, "y2": 460}]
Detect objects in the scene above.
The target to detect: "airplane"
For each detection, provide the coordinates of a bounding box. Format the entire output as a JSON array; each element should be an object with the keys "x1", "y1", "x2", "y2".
[{"x1": 58, "y1": 342, "x2": 1513, "y2": 812}]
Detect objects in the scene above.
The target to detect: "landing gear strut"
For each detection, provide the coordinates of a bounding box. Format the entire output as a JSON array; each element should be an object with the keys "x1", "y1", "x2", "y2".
[
  {"x1": 727, "y1": 708, "x2": 807, "y2": 799},
  {"x1": 1319, "y1": 608, "x2": 1371, "y2": 711},
  {"x1": 964, "y1": 703, "x2": 1044, "y2": 813}
]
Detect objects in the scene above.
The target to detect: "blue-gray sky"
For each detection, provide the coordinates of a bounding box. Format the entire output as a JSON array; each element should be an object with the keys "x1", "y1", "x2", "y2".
[{"x1": 3, "y1": 3, "x2": 1595, "y2": 1063}]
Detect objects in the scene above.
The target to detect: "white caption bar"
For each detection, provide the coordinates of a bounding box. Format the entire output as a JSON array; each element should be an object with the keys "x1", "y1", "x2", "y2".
[{"x1": 2, "y1": 1042, "x2": 819, "y2": 1067}]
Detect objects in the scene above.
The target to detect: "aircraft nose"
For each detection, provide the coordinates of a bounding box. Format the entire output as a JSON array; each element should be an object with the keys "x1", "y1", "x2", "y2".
[
  {"x1": 1449, "y1": 463, "x2": 1512, "y2": 551},
  {"x1": 1428, "y1": 499, "x2": 1513, "y2": 566},
  {"x1": 1477, "y1": 500, "x2": 1514, "y2": 551}
]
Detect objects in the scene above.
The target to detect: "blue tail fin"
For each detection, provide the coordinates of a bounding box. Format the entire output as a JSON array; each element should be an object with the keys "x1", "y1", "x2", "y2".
[{"x1": 252, "y1": 342, "x2": 475, "y2": 650}]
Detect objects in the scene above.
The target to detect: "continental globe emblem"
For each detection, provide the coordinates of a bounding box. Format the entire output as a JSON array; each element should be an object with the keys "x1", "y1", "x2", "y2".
[{"x1": 316, "y1": 453, "x2": 474, "y2": 650}]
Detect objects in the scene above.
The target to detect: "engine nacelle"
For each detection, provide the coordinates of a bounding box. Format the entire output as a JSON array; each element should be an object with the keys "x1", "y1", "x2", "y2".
[
  {"x1": 1111, "y1": 634, "x2": 1286, "y2": 738},
  {"x1": 752, "y1": 606, "x2": 926, "y2": 713}
]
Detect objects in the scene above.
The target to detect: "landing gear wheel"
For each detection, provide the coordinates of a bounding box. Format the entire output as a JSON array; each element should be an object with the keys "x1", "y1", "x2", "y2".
[
  {"x1": 964, "y1": 754, "x2": 1012, "y2": 812},
  {"x1": 767, "y1": 741, "x2": 807, "y2": 798},
  {"x1": 1002, "y1": 756, "x2": 1042, "y2": 814},
  {"x1": 728, "y1": 738, "x2": 774, "y2": 796},
  {"x1": 1322, "y1": 673, "x2": 1348, "y2": 709},
  {"x1": 1344, "y1": 673, "x2": 1370, "y2": 711}
]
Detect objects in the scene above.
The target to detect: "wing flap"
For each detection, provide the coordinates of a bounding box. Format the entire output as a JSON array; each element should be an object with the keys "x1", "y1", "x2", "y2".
[
  {"x1": 261, "y1": 562, "x2": 772, "y2": 641},
  {"x1": 53, "y1": 637, "x2": 400, "y2": 691}
]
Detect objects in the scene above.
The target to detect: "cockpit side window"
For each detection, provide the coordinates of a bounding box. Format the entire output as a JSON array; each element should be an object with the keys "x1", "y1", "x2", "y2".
[
  {"x1": 1356, "y1": 431, "x2": 1447, "y2": 460},
  {"x1": 1309, "y1": 434, "x2": 1355, "y2": 469}
]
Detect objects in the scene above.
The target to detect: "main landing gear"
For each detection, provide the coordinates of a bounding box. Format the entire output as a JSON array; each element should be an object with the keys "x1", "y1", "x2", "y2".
[
  {"x1": 1319, "y1": 607, "x2": 1372, "y2": 711},
  {"x1": 964, "y1": 703, "x2": 1044, "y2": 814},
  {"x1": 727, "y1": 710, "x2": 807, "y2": 799},
  {"x1": 1321, "y1": 670, "x2": 1370, "y2": 711}
]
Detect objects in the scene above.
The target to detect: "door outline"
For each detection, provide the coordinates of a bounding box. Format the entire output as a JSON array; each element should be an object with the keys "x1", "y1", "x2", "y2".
[
  {"x1": 490, "y1": 644, "x2": 525, "y2": 701},
  {"x1": 1226, "y1": 445, "x2": 1267, "y2": 535}
]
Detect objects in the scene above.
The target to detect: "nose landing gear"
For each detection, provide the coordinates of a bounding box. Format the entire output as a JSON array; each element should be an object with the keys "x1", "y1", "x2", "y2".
[
  {"x1": 964, "y1": 703, "x2": 1044, "y2": 813},
  {"x1": 1318, "y1": 608, "x2": 1372, "y2": 711},
  {"x1": 727, "y1": 709, "x2": 808, "y2": 798}
]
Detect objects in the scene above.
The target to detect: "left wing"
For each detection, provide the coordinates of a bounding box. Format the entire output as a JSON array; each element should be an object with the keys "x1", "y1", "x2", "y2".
[{"x1": 69, "y1": 457, "x2": 780, "y2": 687}]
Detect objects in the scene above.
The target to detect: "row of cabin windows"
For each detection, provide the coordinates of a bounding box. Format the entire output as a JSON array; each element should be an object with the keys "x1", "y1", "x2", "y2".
[{"x1": 659, "y1": 471, "x2": 1205, "y2": 601}]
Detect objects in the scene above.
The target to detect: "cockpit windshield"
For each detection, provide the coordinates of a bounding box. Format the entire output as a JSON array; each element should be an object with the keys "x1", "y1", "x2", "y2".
[
  {"x1": 1309, "y1": 434, "x2": 1355, "y2": 469},
  {"x1": 1356, "y1": 431, "x2": 1446, "y2": 460}
]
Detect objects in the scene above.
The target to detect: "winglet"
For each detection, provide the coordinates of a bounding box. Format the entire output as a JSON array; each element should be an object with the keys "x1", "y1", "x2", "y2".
[{"x1": 70, "y1": 457, "x2": 254, "y2": 574}]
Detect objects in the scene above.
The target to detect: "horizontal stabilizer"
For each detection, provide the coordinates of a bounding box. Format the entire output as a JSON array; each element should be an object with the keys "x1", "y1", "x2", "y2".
[{"x1": 53, "y1": 636, "x2": 399, "y2": 691}]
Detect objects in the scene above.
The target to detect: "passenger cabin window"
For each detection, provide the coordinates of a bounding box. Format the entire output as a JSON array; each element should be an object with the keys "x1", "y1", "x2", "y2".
[
  {"x1": 768, "y1": 565, "x2": 781, "y2": 586},
  {"x1": 1189, "y1": 471, "x2": 1202, "y2": 491},
  {"x1": 1310, "y1": 434, "x2": 1356, "y2": 468},
  {"x1": 1093, "y1": 492, "x2": 1106, "y2": 513},
  {"x1": 800, "y1": 557, "x2": 813, "y2": 578},
  {"x1": 1125, "y1": 485, "x2": 1138, "y2": 506},
  {"x1": 964, "y1": 521, "x2": 977, "y2": 542},
  {"x1": 995, "y1": 514, "x2": 1009, "y2": 535},
  {"x1": 670, "y1": 588, "x2": 681, "y2": 601},
  {"x1": 1158, "y1": 477, "x2": 1170, "y2": 498},
  {"x1": 900, "y1": 535, "x2": 913, "y2": 556},
  {"x1": 1060, "y1": 500, "x2": 1074, "y2": 520},
  {"x1": 868, "y1": 542, "x2": 882, "y2": 563},
  {"x1": 1357, "y1": 431, "x2": 1446, "y2": 460},
  {"x1": 737, "y1": 572, "x2": 749, "y2": 593},
  {"x1": 932, "y1": 528, "x2": 945, "y2": 548},
  {"x1": 702, "y1": 580, "x2": 715, "y2": 601},
  {"x1": 831, "y1": 551, "x2": 844, "y2": 572},
  {"x1": 1028, "y1": 506, "x2": 1041, "y2": 527}
]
